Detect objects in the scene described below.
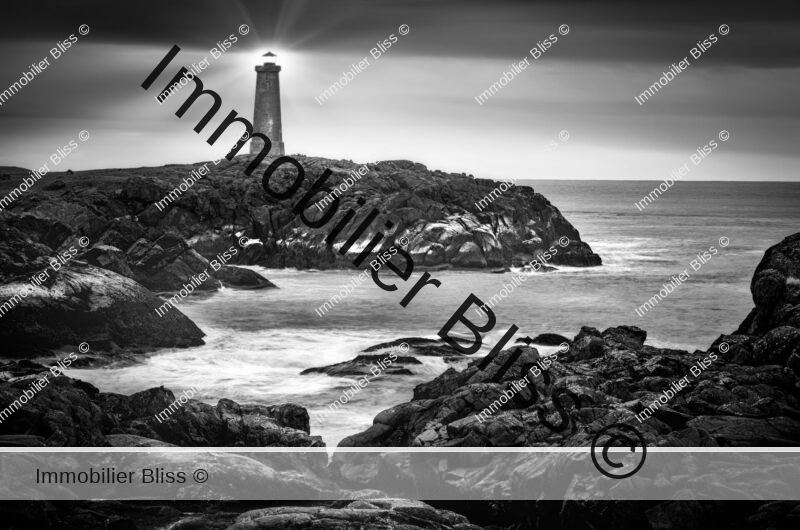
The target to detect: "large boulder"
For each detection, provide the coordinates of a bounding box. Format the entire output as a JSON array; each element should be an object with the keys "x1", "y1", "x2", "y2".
[
  {"x1": 736, "y1": 233, "x2": 800, "y2": 336},
  {"x1": 0, "y1": 264, "x2": 205, "y2": 357}
]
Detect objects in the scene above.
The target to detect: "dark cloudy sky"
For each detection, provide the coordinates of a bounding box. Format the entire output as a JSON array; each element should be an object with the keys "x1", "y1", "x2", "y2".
[{"x1": 1, "y1": 0, "x2": 798, "y2": 181}]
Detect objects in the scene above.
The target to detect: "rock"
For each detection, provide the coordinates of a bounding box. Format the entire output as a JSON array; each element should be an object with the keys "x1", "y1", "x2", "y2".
[
  {"x1": 737, "y1": 233, "x2": 800, "y2": 335},
  {"x1": 451, "y1": 240, "x2": 488, "y2": 268},
  {"x1": 301, "y1": 355, "x2": 421, "y2": 377},
  {"x1": 213, "y1": 265, "x2": 276, "y2": 289},
  {"x1": 566, "y1": 327, "x2": 605, "y2": 361},
  {"x1": 362, "y1": 337, "x2": 468, "y2": 359},
  {"x1": 0, "y1": 373, "x2": 110, "y2": 445},
  {"x1": 1, "y1": 209, "x2": 278, "y2": 296},
  {"x1": 105, "y1": 434, "x2": 176, "y2": 447},
  {"x1": 788, "y1": 348, "x2": 800, "y2": 376},
  {"x1": 83, "y1": 244, "x2": 134, "y2": 277},
  {"x1": 0, "y1": 364, "x2": 321, "y2": 447},
  {"x1": 0, "y1": 434, "x2": 48, "y2": 446},
  {"x1": 709, "y1": 334, "x2": 753, "y2": 363},
  {"x1": 0, "y1": 264, "x2": 205, "y2": 357},
  {"x1": 602, "y1": 325, "x2": 647, "y2": 350},
  {"x1": 751, "y1": 326, "x2": 800, "y2": 366},
  {"x1": 685, "y1": 416, "x2": 800, "y2": 445},
  {"x1": 96, "y1": 387, "x2": 322, "y2": 447},
  {"x1": 525, "y1": 333, "x2": 570, "y2": 346},
  {"x1": 231, "y1": 499, "x2": 480, "y2": 529}
]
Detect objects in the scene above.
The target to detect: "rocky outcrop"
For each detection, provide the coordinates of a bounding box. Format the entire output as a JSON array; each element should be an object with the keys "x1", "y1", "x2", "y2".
[
  {"x1": 301, "y1": 338, "x2": 470, "y2": 378},
  {"x1": 2, "y1": 204, "x2": 276, "y2": 296},
  {"x1": 0, "y1": 210, "x2": 278, "y2": 358},
  {"x1": 87, "y1": 222, "x2": 276, "y2": 292},
  {"x1": 0, "y1": 264, "x2": 205, "y2": 357},
  {"x1": 526, "y1": 333, "x2": 570, "y2": 346},
  {"x1": 301, "y1": 355, "x2": 421, "y2": 377},
  {"x1": 0, "y1": 362, "x2": 321, "y2": 447},
  {"x1": 735, "y1": 232, "x2": 800, "y2": 336},
  {"x1": 340, "y1": 325, "x2": 800, "y2": 448},
  {"x1": 4, "y1": 156, "x2": 600, "y2": 271},
  {"x1": 709, "y1": 233, "x2": 800, "y2": 370}
]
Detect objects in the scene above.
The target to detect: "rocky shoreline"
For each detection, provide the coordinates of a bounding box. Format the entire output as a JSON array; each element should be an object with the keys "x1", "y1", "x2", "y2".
[
  {"x1": 3, "y1": 233, "x2": 798, "y2": 450},
  {"x1": 1, "y1": 161, "x2": 799, "y2": 528}
]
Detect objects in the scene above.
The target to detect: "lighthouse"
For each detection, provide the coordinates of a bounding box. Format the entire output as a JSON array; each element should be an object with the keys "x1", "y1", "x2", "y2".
[{"x1": 252, "y1": 52, "x2": 284, "y2": 156}]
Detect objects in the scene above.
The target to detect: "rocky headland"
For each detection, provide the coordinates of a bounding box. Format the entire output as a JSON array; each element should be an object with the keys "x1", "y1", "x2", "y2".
[{"x1": 1, "y1": 155, "x2": 600, "y2": 273}]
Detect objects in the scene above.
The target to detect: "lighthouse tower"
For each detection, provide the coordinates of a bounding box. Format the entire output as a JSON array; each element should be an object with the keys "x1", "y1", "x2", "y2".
[{"x1": 252, "y1": 52, "x2": 284, "y2": 156}]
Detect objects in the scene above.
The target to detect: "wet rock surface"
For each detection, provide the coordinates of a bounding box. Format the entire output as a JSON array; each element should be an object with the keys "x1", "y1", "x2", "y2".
[
  {"x1": 302, "y1": 338, "x2": 470, "y2": 378},
  {"x1": 301, "y1": 355, "x2": 421, "y2": 377},
  {"x1": 0, "y1": 362, "x2": 322, "y2": 447}
]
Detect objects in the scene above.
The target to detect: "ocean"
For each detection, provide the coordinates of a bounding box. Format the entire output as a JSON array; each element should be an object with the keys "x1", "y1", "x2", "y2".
[{"x1": 70, "y1": 180, "x2": 800, "y2": 447}]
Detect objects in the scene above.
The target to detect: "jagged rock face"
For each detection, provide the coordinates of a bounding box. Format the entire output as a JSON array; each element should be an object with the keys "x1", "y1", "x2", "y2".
[
  {"x1": 97, "y1": 389, "x2": 321, "y2": 447},
  {"x1": 2, "y1": 209, "x2": 273, "y2": 297},
  {"x1": 7, "y1": 156, "x2": 600, "y2": 270},
  {"x1": 1, "y1": 201, "x2": 204, "y2": 358},
  {"x1": 0, "y1": 364, "x2": 321, "y2": 447},
  {"x1": 737, "y1": 233, "x2": 800, "y2": 336},
  {"x1": 339, "y1": 323, "x2": 800, "y2": 448}
]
